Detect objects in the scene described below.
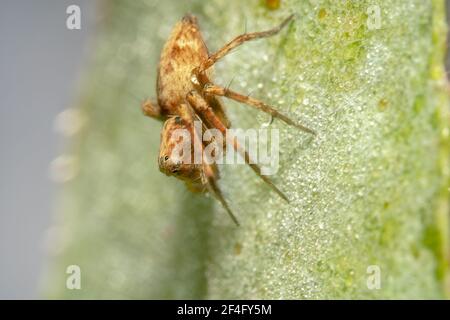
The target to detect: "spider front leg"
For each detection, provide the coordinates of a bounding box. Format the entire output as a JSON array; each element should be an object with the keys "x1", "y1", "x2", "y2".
[
  {"x1": 201, "y1": 161, "x2": 240, "y2": 226},
  {"x1": 186, "y1": 90, "x2": 289, "y2": 202},
  {"x1": 176, "y1": 103, "x2": 240, "y2": 226},
  {"x1": 203, "y1": 83, "x2": 316, "y2": 135}
]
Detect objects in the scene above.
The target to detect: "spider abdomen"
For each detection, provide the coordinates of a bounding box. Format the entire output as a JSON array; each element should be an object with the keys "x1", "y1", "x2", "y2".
[{"x1": 157, "y1": 14, "x2": 210, "y2": 115}]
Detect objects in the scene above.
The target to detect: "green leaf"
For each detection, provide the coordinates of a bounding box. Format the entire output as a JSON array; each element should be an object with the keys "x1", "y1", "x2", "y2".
[{"x1": 44, "y1": 0, "x2": 449, "y2": 299}]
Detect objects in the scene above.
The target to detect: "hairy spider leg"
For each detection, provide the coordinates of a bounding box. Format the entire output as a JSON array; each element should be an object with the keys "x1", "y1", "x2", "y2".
[
  {"x1": 197, "y1": 14, "x2": 295, "y2": 73},
  {"x1": 186, "y1": 91, "x2": 289, "y2": 202},
  {"x1": 201, "y1": 163, "x2": 240, "y2": 226},
  {"x1": 181, "y1": 103, "x2": 240, "y2": 225},
  {"x1": 203, "y1": 84, "x2": 316, "y2": 135}
]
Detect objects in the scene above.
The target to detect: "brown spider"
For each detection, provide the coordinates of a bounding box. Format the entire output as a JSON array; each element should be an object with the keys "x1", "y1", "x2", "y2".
[{"x1": 142, "y1": 14, "x2": 315, "y2": 225}]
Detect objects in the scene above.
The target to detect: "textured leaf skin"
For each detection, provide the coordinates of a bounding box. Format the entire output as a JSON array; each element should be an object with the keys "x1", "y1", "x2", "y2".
[{"x1": 44, "y1": 0, "x2": 449, "y2": 299}]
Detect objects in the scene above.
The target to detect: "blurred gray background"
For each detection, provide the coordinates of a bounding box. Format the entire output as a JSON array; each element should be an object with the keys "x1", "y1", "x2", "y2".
[
  {"x1": 0, "y1": 0, "x2": 449, "y2": 299},
  {"x1": 0, "y1": 0, "x2": 97, "y2": 299}
]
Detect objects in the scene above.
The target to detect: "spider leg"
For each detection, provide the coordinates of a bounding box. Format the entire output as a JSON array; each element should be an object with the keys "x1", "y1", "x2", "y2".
[
  {"x1": 203, "y1": 83, "x2": 316, "y2": 135},
  {"x1": 186, "y1": 90, "x2": 289, "y2": 202},
  {"x1": 141, "y1": 99, "x2": 163, "y2": 120},
  {"x1": 201, "y1": 162, "x2": 240, "y2": 226},
  {"x1": 180, "y1": 103, "x2": 239, "y2": 225},
  {"x1": 197, "y1": 14, "x2": 294, "y2": 73}
]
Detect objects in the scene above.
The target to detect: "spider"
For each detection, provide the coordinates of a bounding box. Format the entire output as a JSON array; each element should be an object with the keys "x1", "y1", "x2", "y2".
[{"x1": 142, "y1": 14, "x2": 315, "y2": 225}]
